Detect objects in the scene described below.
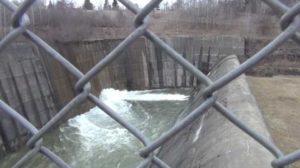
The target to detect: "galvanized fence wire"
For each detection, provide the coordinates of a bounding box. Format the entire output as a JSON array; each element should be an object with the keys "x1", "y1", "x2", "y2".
[{"x1": 0, "y1": 0, "x2": 300, "y2": 167}]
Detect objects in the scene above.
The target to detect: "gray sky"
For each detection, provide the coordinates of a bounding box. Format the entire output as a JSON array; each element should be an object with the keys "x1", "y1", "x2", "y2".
[{"x1": 72, "y1": 0, "x2": 176, "y2": 8}]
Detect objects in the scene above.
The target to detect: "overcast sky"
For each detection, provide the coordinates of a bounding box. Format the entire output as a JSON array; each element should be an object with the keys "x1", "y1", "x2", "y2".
[
  {"x1": 68, "y1": 0, "x2": 176, "y2": 8},
  {"x1": 40, "y1": 0, "x2": 177, "y2": 9}
]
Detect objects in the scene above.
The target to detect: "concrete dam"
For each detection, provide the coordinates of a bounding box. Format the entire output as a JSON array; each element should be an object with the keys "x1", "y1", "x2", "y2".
[{"x1": 0, "y1": 36, "x2": 274, "y2": 167}]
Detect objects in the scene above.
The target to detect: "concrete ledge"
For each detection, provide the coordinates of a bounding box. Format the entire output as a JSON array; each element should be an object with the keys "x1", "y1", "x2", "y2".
[{"x1": 153, "y1": 55, "x2": 274, "y2": 168}]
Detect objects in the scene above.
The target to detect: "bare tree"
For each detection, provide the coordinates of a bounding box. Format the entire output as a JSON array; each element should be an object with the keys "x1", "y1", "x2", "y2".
[
  {"x1": 112, "y1": 0, "x2": 119, "y2": 10},
  {"x1": 104, "y1": 0, "x2": 111, "y2": 9},
  {"x1": 83, "y1": 0, "x2": 94, "y2": 10}
]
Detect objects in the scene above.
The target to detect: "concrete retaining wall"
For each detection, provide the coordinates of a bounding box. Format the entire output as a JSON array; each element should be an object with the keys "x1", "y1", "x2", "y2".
[
  {"x1": 0, "y1": 42, "x2": 57, "y2": 155},
  {"x1": 44, "y1": 36, "x2": 243, "y2": 119},
  {"x1": 0, "y1": 36, "x2": 244, "y2": 158},
  {"x1": 54, "y1": 36, "x2": 244, "y2": 91},
  {"x1": 145, "y1": 36, "x2": 244, "y2": 88},
  {"x1": 154, "y1": 55, "x2": 274, "y2": 168},
  {"x1": 245, "y1": 38, "x2": 300, "y2": 76}
]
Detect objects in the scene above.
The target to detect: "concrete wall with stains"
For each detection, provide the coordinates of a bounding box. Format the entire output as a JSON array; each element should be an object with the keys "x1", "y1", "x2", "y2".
[
  {"x1": 0, "y1": 36, "x2": 244, "y2": 158},
  {"x1": 0, "y1": 42, "x2": 57, "y2": 156},
  {"x1": 153, "y1": 55, "x2": 274, "y2": 168}
]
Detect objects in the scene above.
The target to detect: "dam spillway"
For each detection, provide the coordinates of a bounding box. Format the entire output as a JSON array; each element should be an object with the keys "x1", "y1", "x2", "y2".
[
  {"x1": 0, "y1": 88, "x2": 191, "y2": 168},
  {"x1": 0, "y1": 37, "x2": 275, "y2": 168},
  {"x1": 154, "y1": 55, "x2": 274, "y2": 168},
  {"x1": 0, "y1": 36, "x2": 244, "y2": 156}
]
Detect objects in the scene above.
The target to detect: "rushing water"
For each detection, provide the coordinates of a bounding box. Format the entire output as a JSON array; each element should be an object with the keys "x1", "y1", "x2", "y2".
[{"x1": 0, "y1": 88, "x2": 191, "y2": 168}]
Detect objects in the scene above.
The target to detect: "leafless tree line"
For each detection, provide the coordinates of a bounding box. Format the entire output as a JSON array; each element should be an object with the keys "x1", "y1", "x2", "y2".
[
  {"x1": 155, "y1": 0, "x2": 294, "y2": 38},
  {"x1": 0, "y1": 0, "x2": 133, "y2": 41},
  {"x1": 0, "y1": 0, "x2": 298, "y2": 41}
]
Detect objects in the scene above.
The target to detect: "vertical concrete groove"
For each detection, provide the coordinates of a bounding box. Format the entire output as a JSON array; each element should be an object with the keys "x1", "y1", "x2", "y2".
[
  {"x1": 197, "y1": 46, "x2": 204, "y2": 85},
  {"x1": 206, "y1": 46, "x2": 211, "y2": 74},
  {"x1": 7, "y1": 62, "x2": 25, "y2": 149},
  {"x1": 0, "y1": 80, "x2": 16, "y2": 152},
  {"x1": 155, "y1": 44, "x2": 163, "y2": 88},
  {"x1": 145, "y1": 39, "x2": 153, "y2": 89},
  {"x1": 32, "y1": 45, "x2": 58, "y2": 117},
  {"x1": 181, "y1": 51, "x2": 187, "y2": 87},
  {"x1": 91, "y1": 43, "x2": 102, "y2": 91},
  {"x1": 7, "y1": 62, "x2": 29, "y2": 121},
  {"x1": 30, "y1": 59, "x2": 51, "y2": 122},
  {"x1": 174, "y1": 60, "x2": 178, "y2": 88},
  {"x1": 190, "y1": 56, "x2": 196, "y2": 87},
  {"x1": 20, "y1": 62, "x2": 43, "y2": 128}
]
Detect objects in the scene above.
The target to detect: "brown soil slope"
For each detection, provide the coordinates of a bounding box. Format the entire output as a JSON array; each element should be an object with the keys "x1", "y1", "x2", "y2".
[{"x1": 247, "y1": 75, "x2": 300, "y2": 168}]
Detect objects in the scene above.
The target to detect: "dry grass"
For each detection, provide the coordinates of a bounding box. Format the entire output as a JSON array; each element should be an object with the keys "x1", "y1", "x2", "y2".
[{"x1": 247, "y1": 75, "x2": 300, "y2": 168}]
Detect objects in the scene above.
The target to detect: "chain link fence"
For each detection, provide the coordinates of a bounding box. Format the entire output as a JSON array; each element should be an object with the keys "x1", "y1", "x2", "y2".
[{"x1": 0, "y1": 0, "x2": 300, "y2": 167}]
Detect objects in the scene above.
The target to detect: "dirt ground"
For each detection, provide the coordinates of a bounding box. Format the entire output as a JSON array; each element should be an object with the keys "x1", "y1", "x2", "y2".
[{"x1": 247, "y1": 75, "x2": 300, "y2": 168}]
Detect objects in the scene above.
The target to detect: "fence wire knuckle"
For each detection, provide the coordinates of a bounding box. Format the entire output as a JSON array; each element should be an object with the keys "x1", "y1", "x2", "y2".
[{"x1": 0, "y1": 0, "x2": 300, "y2": 167}]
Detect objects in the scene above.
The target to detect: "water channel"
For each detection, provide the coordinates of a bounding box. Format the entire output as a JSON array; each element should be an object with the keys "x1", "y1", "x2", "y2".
[{"x1": 0, "y1": 88, "x2": 191, "y2": 168}]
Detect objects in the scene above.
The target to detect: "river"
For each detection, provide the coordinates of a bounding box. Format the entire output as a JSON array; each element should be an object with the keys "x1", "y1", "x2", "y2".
[{"x1": 0, "y1": 88, "x2": 191, "y2": 168}]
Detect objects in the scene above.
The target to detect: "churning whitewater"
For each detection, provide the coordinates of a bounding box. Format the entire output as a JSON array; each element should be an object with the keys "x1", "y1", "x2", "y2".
[{"x1": 0, "y1": 88, "x2": 190, "y2": 168}]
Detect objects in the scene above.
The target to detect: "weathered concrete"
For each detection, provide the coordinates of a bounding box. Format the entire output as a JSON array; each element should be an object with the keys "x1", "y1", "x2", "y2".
[
  {"x1": 0, "y1": 36, "x2": 244, "y2": 158},
  {"x1": 54, "y1": 36, "x2": 244, "y2": 90},
  {"x1": 245, "y1": 38, "x2": 300, "y2": 76},
  {"x1": 44, "y1": 36, "x2": 243, "y2": 119},
  {"x1": 153, "y1": 55, "x2": 274, "y2": 168},
  {"x1": 0, "y1": 42, "x2": 57, "y2": 154},
  {"x1": 145, "y1": 36, "x2": 244, "y2": 88}
]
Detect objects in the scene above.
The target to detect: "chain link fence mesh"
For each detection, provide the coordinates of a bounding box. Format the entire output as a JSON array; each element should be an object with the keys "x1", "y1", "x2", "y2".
[{"x1": 0, "y1": 0, "x2": 300, "y2": 167}]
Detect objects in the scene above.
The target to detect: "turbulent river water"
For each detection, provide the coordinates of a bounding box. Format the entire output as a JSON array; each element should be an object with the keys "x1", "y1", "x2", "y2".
[{"x1": 0, "y1": 88, "x2": 191, "y2": 168}]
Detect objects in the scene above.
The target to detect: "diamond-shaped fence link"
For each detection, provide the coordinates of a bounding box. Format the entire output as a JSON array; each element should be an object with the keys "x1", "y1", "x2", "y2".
[{"x1": 0, "y1": 0, "x2": 300, "y2": 167}]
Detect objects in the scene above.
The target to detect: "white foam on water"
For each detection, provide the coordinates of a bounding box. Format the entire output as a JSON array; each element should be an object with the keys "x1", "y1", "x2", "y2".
[
  {"x1": 67, "y1": 115, "x2": 133, "y2": 151},
  {"x1": 100, "y1": 88, "x2": 189, "y2": 101},
  {"x1": 63, "y1": 88, "x2": 189, "y2": 152}
]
